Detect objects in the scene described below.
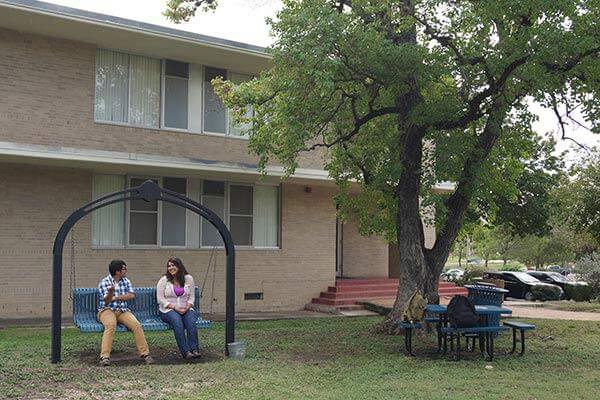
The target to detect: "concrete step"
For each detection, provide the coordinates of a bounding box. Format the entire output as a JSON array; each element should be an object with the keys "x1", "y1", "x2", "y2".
[
  {"x1": 311, "y1": 296, "x2": 399, "y2": 306},
  {"x1": 304, "y1": 302, "x2": 364, "y2": 314}
]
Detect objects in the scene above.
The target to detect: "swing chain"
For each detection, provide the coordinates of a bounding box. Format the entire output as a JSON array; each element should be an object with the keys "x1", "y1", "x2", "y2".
[
  {"x1": 68, "y1": 228, "x2": 76, "y2": 301},
  {"x1": 201, "y1": 246, "x2": 218, "y2": 316}
]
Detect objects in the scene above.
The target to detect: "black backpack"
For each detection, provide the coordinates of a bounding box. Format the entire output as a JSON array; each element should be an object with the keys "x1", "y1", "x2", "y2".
[{"x1": 447, "y1": 295, "x2": 479, "y2": 328}]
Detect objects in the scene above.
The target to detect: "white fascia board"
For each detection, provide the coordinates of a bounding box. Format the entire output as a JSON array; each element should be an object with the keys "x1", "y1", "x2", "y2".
[
  {"x1": 0, "y1": 141, "x2": 330, "y2": 182},
  {"x1": 432, "y1": 181, "x2": 456, "y2": 193}
]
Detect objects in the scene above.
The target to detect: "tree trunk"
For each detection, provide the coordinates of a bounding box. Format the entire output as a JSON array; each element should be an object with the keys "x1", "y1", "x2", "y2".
[{"x1": 386, "y1": 96, "x2": 508, "y2": 324}]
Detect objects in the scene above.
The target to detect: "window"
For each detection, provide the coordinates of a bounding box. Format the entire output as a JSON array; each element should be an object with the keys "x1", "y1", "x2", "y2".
[
  {"x1": 95, "y1": 50, "x2": 253, "y2": 137},
  {"x1": 201, "y1": 180, "x2": 226, "y2": 247},
  {"x1": 162, "y1": 177, "x2": 187, "y2": 246},
  {"x1": 230, "y1": 185, "x2": 253, "y2": 246},
  {"x1": 92, "y1": 175, "x2": 125, "y2": 247},
  {"x1": 129, "y1": 178, "x2": 159, "y2": 245},
  {"x1": 228, "y1": 73, "x2": 254, "y2": 137},
  {"x1": 127, "y1": 177, "x2": 187, "y2": 246},
  {"x1": 253, "y1": 185, "x2": 279, "y2": 247},
  {"x1": 163, "y1": 60, "x2": 189, "y2": 129},
  {"x1": 203, "y1": 67, "x2": 227, "y2": 134},
  {"x1": 95, "y1": 49, "x2": 160, "y2": 128},
  {"x1": 93, "y1": 175, "x2": 279, "y2": 249}
]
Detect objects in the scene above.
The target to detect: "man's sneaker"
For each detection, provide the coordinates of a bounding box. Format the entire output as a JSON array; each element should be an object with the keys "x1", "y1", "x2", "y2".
[
  {"x1": 183, "y1": 351, "x2": 194, "y2": 360},
  {"x1": 99, "y1": 358, "x2": 110, "y2": 367},
  {"x1": 142, "y1": 355, "x2": 155, "y2": 365}
]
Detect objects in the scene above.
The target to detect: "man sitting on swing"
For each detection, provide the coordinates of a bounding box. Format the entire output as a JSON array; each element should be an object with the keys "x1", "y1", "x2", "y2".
[{"x1": 97, "y1": 259, "x2": 155, "y2": 366}]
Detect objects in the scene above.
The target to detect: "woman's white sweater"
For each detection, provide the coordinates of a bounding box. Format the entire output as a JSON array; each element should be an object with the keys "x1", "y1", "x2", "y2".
[{"x1": 156, "y1": 274, "x2": 195, "y2": 314}]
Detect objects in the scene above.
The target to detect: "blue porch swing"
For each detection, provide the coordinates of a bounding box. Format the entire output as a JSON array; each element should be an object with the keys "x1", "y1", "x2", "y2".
[{"x1": 68, "y1": 231, "x2": 217, "y2": 333}]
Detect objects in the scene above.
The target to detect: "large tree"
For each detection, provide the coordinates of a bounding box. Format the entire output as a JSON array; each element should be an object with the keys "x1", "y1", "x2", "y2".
[{"x1": 167, "y1": 0, "x2": 600, "y2": 320}]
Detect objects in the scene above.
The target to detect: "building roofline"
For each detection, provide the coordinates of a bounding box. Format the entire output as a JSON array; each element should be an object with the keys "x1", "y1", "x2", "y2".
[
  {"x1": 0, "y1": 141, "x2": 331, "y2": 183},
  {"x1": 0, "y1": 0, "x2": 270, "y2": 58}
]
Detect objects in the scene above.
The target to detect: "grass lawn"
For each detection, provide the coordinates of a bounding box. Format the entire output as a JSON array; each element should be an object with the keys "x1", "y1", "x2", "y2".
[{"x1": 2, "y1": 317, "x2": 600, "y2": 399}]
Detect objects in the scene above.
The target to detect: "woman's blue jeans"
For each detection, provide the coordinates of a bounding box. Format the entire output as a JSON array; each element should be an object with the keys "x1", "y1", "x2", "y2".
[{"x1": 160, "y1": 309, "x2": 199, "y2": 356}]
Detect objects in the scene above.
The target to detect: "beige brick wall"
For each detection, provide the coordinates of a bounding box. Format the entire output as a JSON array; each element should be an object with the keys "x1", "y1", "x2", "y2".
[
  {"x1": 341, "y1": 218, "x2": 389, "y2": 278},
  {"x1": 0, "y1": 28, "x2": 325, "y2": 170},
  {"x1": 0, "y1": 163, "x2": 339, "y2": 319}
]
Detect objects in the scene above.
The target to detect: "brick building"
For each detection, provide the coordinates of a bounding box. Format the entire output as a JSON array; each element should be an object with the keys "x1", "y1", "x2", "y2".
[{"x1": 0, "y1": 0, "x2": 437, "y2": 320}]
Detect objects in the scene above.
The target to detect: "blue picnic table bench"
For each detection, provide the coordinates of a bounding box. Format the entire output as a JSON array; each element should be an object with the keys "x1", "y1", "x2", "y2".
[
  {"x1": 395, "y1": 304, "x2": 512, "y2": 360},
  {"x1": 426, "y1": 304, "x2": 512, "y2": 360},
  {"x1": 73, "y1": 287, "x2": 212, "y2": 333}
]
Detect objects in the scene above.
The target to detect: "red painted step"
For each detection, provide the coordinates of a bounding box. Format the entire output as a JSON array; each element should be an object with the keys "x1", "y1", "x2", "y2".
[
  {"x1": 306, "y1": 278, "x2": 469, "y2": 313},
  {"x1": 334, "y1": 278, "x2": 398, "y2": 286},
  {"x1": 328, "y1": 284, "x2": 399, "y2": 293},
  {"x1": 320, "y1": 289, "x2": 399, "y2": 299}
]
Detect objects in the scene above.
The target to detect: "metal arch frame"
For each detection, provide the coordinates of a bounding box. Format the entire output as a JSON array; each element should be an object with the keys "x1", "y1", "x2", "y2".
[{"x1": 51, "y1": 180, "x2": 236, "y2": 363}]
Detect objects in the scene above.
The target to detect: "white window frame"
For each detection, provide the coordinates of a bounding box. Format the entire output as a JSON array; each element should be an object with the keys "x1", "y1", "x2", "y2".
[{"x1": 94, "y1": 49, "x2": 161, "y2": 130}]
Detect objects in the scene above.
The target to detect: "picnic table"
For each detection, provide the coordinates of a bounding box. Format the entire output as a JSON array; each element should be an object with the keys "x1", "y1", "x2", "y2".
[{"x1": 425, "y1": 304, "x2": 512, "y2": 360}]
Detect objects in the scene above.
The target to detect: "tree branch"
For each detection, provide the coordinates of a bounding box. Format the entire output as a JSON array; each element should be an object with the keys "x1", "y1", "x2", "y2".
[
  {"x1": 549, "y1": 94, "x2": 591, "y2": 151},
  {"x1": 412, "y1": 13, "x2": 486, "y2": 69},
  {"x1": 542, "y1": 46, "x2": 600, "y2": 73},
  {"x1": 432, "y1": 55, "x2": 529, "y2": 131},
  {"x1": 429, "y1": 96, "x2": 509, "y2": 264},
  {"x1": 307, "y1": 106, "x2": 398, "y2": 150}
]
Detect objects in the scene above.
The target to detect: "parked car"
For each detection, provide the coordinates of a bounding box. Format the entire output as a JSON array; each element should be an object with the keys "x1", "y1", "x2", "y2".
[
  {"x1": 441, "y1": 268, "x2": 465, "y2": 281},
  {"x1": 527, "y1": 271, "x2": 588, "y2": 299},
  {"x1": 546, "y1": 265, "x2": 571, "y2": 276},
  {"x1": 482, "y1": 271, "x2": 564, "y2": 301}
]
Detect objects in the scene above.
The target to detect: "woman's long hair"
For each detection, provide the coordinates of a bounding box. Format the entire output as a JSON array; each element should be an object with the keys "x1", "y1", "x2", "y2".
[{"x1": 165, "y1": 257, "x2": 188, "y2": 287}]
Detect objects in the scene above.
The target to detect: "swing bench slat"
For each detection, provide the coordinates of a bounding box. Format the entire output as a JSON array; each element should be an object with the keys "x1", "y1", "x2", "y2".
[{"x1": 73, "y1": 287, "x2": 212, "y2": 333}]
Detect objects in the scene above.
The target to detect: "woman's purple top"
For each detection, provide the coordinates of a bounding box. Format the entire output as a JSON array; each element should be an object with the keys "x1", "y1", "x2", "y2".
[{"x1": 173, "y1": 286, "x2": 185, "y2": 297}]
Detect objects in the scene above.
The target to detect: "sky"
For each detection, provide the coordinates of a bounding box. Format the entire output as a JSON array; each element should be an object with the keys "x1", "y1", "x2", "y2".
[{"x1": 43, "y1": 0, "x2": 599, "y2": 161}]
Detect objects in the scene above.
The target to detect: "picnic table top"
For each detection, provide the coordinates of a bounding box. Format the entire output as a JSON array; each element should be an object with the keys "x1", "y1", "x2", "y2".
[{"x1": 426, "y1": 304, "x2": 512, "y2": 315}]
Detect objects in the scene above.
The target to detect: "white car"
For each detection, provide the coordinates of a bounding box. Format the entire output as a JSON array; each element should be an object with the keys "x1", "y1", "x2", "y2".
[{"x1": 442, "y1": 268, "x2": 465, "y2": 281}]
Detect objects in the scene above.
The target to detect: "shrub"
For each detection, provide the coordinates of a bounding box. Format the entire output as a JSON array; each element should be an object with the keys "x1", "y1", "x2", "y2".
[
  {"x1": 530, "y1": 284, "x2": 562, "y2": 301},
  {"x1": 574, "y1": 252, "x2": 600, "y2": 298},
  {"x1": 563, "y1": 284, "x2": 594, "y2": 302},
  {"x1": 455, "y1": 266, "x2": 486, "y2": 286},
  {"x1": 501, "y1": 263, "x2": 526, "y2": 272}
]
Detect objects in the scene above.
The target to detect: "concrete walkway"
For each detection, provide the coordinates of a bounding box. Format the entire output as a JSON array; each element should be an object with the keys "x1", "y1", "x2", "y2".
[
  {"x1": 365, "y1": 298, "x2": 600, "y2": 321},
  {"x1": 508, "y1": 306, "x2": 600, "y2": 321}
]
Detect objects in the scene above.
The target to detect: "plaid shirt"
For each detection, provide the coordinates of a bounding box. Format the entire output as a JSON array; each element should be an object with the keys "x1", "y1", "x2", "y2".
[{"x1": 98, "y1": 274, "x2": 134, "y2": 312}]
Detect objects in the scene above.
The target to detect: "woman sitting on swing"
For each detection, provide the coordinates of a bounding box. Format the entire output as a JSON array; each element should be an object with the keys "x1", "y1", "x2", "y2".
[{"x1": 156, "y1": 257, "x2": 201, "y2": 359}]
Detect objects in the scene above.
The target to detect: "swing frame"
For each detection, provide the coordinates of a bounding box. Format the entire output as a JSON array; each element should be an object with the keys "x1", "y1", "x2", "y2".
[{"x1": 51, "y1": 180, "x2": 236, "y2": 364}]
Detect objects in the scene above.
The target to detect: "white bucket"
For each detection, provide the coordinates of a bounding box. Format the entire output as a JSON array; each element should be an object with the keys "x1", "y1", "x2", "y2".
[{"x1": 227, "y1": 341, "x2": 246, "y2": 360}]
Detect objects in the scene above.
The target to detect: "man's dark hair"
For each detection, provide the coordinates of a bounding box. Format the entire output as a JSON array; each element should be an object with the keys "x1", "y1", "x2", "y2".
[{"x1": 108, "y1": 259, "x2": 127, "y2": 276}]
